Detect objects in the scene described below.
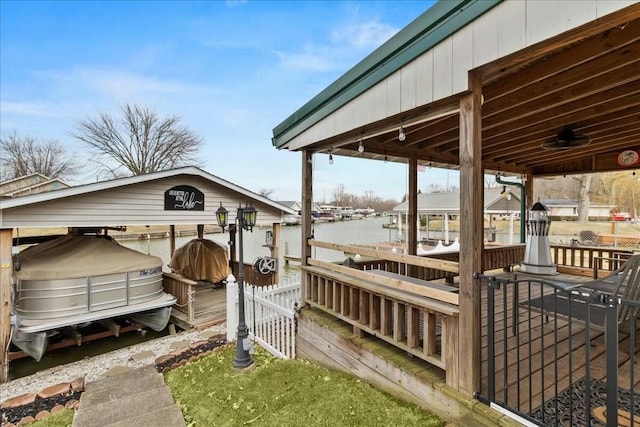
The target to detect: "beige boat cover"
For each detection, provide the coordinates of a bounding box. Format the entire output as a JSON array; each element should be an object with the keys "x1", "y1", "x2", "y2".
[
  {"x1": 16, "y1": 234, "x2": 162, "y2": 281},
  {"x1": 168, "y1": 239, "x2": 229, "y2": 283}
]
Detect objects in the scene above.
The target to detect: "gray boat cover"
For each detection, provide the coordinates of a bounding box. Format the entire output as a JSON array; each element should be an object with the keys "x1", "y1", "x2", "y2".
[
  {"x1": 16, "y1": 234, "x2": 162, "y2": 280},
  {"x1": 168, "y1": 239, "x2": 229, "y2": 283}
]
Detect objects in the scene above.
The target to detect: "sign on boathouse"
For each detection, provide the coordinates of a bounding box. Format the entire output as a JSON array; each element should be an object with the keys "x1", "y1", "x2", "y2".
[{"x1": 164, "y1": 185, "x2": 204, "y2": 211}]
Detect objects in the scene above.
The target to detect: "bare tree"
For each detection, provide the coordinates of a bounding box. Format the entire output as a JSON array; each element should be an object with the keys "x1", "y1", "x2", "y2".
[
  {"x1": 332, "y1": 183, "x2": 347, "y2": 205},
  {"x1": 574, "y1": 174, "x2": 592, "y2": 221},
  {"x1": 0, "y1": 131, "x2": 78, "y2": 180},
  {"x1": 72, "y1": 104, "x2": 203, "y2": 177},
  {"x1": 258, "y1": 188, "x2": 274, "y2": 198}
]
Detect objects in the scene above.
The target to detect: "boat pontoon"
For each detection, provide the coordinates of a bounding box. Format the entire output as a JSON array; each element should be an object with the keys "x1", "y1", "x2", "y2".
[{"x1": 11, "y1": 234, "x2": 176, "y2": 361}]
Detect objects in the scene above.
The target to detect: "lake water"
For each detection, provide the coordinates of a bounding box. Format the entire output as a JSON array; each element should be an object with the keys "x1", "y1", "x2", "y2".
[{"x1": 120, "y1": 216, "x2": 399, "y2": 281}]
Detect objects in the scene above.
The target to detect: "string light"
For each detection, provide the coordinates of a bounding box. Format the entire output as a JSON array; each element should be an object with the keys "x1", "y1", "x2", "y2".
[
  {"x1": 398, "y1": 126, "x2": 406, "y2": 142},
  {"x1": 328, "y1": 153, "x2": 334, "y2": 165},
  {"x1": 358, "y1": 138, "x2": 365, "y2": 153}
]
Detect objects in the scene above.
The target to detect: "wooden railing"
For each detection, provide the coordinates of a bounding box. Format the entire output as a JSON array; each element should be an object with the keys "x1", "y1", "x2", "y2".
[
  {"x1": 549, "y1": 244, "x2": 635, "y2": 277},
  {"x1": 340, "y1": 243, "x2": 525, "y2": 282},
  {"x1": 304, "y1": 240, "x2": 461, "y2": 387},
  {"x1": 302, "y1": 263, "x2": 460, "y2": 387},
  {"x1": 163, "y1": 272, "x2": 196, "y2": 322}
]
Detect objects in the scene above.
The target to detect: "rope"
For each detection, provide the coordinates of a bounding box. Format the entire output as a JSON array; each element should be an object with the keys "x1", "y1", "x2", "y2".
[{"x1": 172, "y1": 287, "x2": 196, "y2": 308}]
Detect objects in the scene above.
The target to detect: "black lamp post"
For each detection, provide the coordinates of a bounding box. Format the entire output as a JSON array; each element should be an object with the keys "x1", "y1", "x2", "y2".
[{"x1": 216, "y1": 202, "x2": 257, "y2": 370}]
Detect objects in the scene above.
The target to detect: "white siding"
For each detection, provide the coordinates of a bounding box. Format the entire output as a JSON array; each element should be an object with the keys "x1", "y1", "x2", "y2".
[
  {"x1": 415, "y1": 50, "x2": 434, "y2": 106},
  {"x1": 496, "y1": 1, "x2": 527, "y2": 57},
  {"x1": 2, "y1": 175, "x2": 284, "y2": 228},
  {"x1": 286, "y1": 0, "x2": 633, "y2": 150}
]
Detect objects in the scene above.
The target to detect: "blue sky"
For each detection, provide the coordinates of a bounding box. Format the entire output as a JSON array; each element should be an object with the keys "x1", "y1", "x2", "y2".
[{"x1": 1, "y1": 0, "x2": 457, "y2": 203}]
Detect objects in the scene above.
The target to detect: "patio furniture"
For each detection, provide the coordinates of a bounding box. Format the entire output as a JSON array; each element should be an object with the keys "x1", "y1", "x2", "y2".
[
  {"x1": 523, "y1": 254, "x2": 640, "y2": 329},
  {"x1": 579, "y1": 254, "x2": 640, "y2": 326}
]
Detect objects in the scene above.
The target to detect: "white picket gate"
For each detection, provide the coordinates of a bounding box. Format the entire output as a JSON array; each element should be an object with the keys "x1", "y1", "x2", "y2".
[{"x1": 226, "y1": 275, "x2": 300, "y2": 359}]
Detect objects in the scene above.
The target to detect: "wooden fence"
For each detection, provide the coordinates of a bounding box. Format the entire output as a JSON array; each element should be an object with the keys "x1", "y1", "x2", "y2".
[{"x1": 550, "y1": 244, "x2": 635, "y2": 277}]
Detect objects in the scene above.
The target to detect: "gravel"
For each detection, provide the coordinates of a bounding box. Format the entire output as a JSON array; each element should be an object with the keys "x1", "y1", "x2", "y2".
[{"x1": 0, "y1": 323, "x2": 227, "y2": 403}]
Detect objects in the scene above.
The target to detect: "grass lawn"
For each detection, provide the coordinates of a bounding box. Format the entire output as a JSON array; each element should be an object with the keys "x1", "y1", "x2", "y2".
[
  {"x1": 28, "y1": 345, "x2": 445, "y2": 427},
  {"x1": 165, "y1": 344, "x2": 446, "y2": 427}
]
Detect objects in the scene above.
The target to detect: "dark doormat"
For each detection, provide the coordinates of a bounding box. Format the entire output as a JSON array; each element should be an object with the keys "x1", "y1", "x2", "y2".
[{"x1": 529, "y1": 377, "x2": 639, "y2": 426}]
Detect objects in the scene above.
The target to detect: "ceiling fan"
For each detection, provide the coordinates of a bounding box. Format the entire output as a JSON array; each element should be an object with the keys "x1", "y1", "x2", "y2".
[{"x1": 541, "y1": 126, "x2": 591, "y2": 150}]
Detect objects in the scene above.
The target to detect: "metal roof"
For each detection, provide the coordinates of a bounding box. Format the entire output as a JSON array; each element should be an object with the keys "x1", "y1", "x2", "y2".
[
  {"x1": 0, "y1": 166, "x2": 296, "y2": 215},
  {"x1": 392, "y1": 188, "x2": 521, "y2": 213},
  {"x1": 271, "y1": 0, "x2": 501, "y2": 149},
  {"x1": 271, "y1": 1, "x2": 640, "y2": 178}
]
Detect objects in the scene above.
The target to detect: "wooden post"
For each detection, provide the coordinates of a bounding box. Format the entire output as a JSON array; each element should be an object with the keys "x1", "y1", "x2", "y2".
[
  {"x1": 197, "y1": 224, "x2": 204, "y2": 239},
  {"x1": 407, "y1": 159, "x2": 418, "y2": 257},
  {"x1": 271, "y1": 222, "x2": 281, "y2": 284},
  {"x1": 524, "y1": 177, "x2": 533, "y2": 211},
  {"x1": 525, "y1": 177, "x2": 533, "y2": 240},
  {"x1": 169, "y1": 225, "x2": 176, "y2": 257},
  {"x1": 301, "y1": 150, "x2": 313, "y2": 303},
  {"x1": 407, "y1": 158, "x2": 418, "y2": 278},
  {"x1": 0, "y1": 228, "x2": 13, "y2": 383},
  {"x1": 458, "y1": 72, "x2": 483, "y2": 394}
]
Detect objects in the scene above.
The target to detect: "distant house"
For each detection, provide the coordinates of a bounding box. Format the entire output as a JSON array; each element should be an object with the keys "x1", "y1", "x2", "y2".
[
  {"x1": 393, "y1": 188, "x2": 522, "y2": 219},
  {"x1": 541, "y1": 198, "x2": 615, "y2": 219},
  {"x1": 0, "y1": 173, "x2": 70, "y2": 198},
  {"x1": 278, "y1": 201, "x2": 323, "y2": 217}
]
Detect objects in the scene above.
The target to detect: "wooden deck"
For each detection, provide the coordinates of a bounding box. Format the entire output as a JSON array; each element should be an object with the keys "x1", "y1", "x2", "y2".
[
  {"x1": 299, "y1": 264, "x2": 639, "y2": 425},
  {"x1": 478, "y1": 271, "x2": 640, "y2": 421},
  {"x1": 162, "y1": 272, "x2": 227, "y2": 330}
]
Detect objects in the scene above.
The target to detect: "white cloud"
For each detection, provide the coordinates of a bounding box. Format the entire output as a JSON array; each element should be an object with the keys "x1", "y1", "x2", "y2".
[
  {"x1": 275, "y1": 48, "x2": 336, "y2": 73},
  {"x1": 69, "y1": 68, "x2": 198, "y2": 98},
  {"x1": 274, "y1": 19, "x2": 399, "y2": 75},
  {"x1": 0, "y1": 101, "x2": 66, "y2": 117},
  {"x1": 330, "y1": 20, "x2": 399, "y2": 49}
]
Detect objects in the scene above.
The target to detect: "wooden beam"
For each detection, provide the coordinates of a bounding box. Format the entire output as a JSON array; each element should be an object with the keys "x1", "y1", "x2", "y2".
[
  {"x1": 301, "y1": 150, "x2": 313, "y2": 303},
  {"x1": 271, "y1": 222, "x2": 281, "y2": 284},
  {"x1": 308, "y1": 239, "x2": 459, "y2": 273},
  {"x1": 458, "y1": 72, "x2": 483, "y2": 395},
  {"x1": 99, "y1": 319, "x2": 121, "y2": 337},
  {"x1": 0, "y1": 229, "x2": 12, "y2": 383},
  {"x1": 306, "y1": 259, "x2": 459, "y2": 307}
]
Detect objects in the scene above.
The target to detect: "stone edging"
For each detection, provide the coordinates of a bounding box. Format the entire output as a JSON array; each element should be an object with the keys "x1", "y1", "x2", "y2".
[
  {"x1": 0, "y1": 337, "x2": 229, "y2": 426},
  {"x1": 0, "y1": 378, "x2": 84, "y2": 426}
]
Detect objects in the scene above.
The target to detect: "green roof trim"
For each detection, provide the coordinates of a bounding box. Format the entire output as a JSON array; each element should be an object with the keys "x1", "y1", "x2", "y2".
[{"x1": 272, "y1": 0, "x2": 502, "y2": 149}]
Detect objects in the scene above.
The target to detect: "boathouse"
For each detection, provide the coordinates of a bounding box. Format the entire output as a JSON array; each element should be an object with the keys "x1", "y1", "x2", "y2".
[
  {"x1": 0, "y1": 166, "x2": 296, "y2": 381},
  {"x1": 272, "y1": 1, "x2": 639, "y2": 424}
]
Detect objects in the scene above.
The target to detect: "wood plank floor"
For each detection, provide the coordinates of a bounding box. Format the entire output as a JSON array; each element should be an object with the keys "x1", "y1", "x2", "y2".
[{"x1": 479, "y1": 272, "x2": 640, "y2": 417}]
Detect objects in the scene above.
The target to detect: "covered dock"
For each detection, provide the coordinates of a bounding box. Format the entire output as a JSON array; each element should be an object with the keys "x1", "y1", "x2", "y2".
[
  {"x1": 0, "y1": 166, "x2": 296, "y2": 381},
  {"x1": 272, "y1": 0, "x2": 640, "y2": 424}
]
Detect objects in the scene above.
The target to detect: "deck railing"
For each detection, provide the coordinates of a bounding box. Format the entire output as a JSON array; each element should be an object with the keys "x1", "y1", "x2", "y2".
[
  {"x1": 550, "y1": 244, "x2": 635, "y2": 277},
  {"x1": 163, "y1": 272, "x2": 197, "y2": 322},
  {"x1": 475, "y1": 273, "x2": 639, "y2": 426},
  {"x1": 304, "y1": 240, "x2": 461, "y2": 387}
]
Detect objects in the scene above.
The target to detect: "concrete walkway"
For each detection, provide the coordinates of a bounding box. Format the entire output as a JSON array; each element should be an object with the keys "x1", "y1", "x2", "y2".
[{"x1": 72, "y1": 364, "x2": 185, "y2": 427}]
